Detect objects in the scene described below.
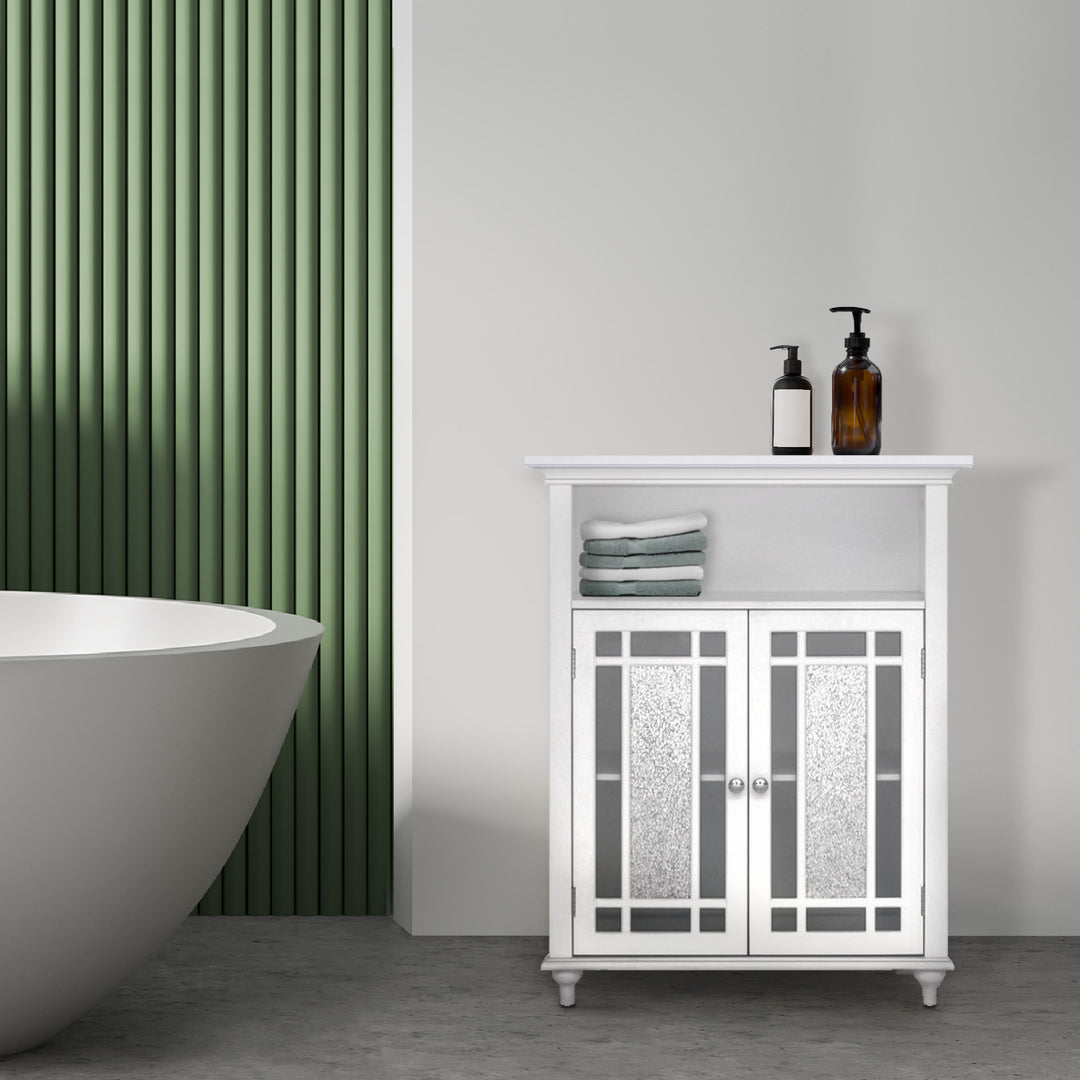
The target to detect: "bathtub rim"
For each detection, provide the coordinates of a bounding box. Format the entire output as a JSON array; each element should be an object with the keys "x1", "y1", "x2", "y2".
[{"x1": 0, "y1": 590, "x2": 324, "y2": 662}]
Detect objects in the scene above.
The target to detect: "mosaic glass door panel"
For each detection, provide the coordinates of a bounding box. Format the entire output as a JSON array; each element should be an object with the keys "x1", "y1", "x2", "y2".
[
  {"x1": 748, "y1": 611, "x2": 925, "y2": 956},
  {"x1": 572, "y1": 611, "x2": 748, "y2": 956}
]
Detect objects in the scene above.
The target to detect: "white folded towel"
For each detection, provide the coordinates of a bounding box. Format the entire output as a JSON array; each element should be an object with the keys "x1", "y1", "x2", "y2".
[
  {"x1": 580, "y1": 512, "x2": 708, "y2": 541},
  {"x1": 579, "y1": 565, "x2": 706, "y2": 582}
]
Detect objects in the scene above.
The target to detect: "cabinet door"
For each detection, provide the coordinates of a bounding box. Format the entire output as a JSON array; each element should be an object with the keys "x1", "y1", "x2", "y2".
[
  {"x1": 572, "y1": 611, "x2": 748, "y2": 956},
  {"x1": 748, "y1": 611, "x2": 924, "y2": 955}
]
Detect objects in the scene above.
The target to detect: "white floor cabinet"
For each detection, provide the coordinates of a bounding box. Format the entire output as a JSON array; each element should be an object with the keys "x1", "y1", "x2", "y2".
[{"x1": 525, "y1": 455, "x2": 972, "y2": 1008}]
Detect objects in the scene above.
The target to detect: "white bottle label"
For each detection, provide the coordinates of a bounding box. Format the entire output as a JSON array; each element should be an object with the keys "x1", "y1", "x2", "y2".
[{"x1": 773, "y1": 388, "x2": 811, "y2": 448}]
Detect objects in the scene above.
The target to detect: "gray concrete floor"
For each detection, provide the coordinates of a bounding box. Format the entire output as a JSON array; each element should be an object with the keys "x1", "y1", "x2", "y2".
[{"x1": 1, "y1": 919, "x2": 1076, "y2": 1079}]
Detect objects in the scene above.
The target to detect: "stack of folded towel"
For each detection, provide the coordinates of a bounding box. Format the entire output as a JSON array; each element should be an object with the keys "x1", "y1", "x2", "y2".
[{"x1": 579, "y1": 512, "x2": 708, "y2": 597}]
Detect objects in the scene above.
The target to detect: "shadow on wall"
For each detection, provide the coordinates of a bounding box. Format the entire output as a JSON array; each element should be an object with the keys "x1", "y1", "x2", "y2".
[
  {"x1": 404, "y1": 804, "x2": 548, "y2": 936},
  {"x1": 948, "y1": 462, "x2": 1042, "y2": 933}
]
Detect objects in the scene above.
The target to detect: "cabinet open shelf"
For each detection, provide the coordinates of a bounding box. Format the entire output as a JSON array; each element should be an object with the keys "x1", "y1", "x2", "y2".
[{"x1": 569, "y1": 473, "x2": 930, "y2": 599}]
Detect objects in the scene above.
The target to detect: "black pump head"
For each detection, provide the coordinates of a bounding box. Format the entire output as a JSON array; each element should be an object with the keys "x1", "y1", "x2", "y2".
[
  {"x1": 770, "y1": 344, "x2": 802, "y2": 375},
  {"x1": 830, "y1": 306, "x2": 871, "y2": 351}
]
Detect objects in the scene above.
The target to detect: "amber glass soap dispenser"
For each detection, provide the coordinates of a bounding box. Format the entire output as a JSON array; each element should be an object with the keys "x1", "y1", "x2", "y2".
[{"x1": 830, "y1": 305, "x2": 881, "y2": 455}]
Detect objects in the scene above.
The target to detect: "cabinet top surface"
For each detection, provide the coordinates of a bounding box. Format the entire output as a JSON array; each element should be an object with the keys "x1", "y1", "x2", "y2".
[{"x1": 525, "y1": 454, "x2": 973, "y2": 483}]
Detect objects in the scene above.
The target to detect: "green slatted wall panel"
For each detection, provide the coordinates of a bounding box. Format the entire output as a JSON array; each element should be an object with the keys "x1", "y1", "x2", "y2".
[{"x1": 1, "y1": 0, "x2": 392, "y2": 916}]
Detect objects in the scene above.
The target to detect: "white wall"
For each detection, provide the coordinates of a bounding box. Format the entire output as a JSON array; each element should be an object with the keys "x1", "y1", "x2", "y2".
[{"x1": 401, "y1": 0, "x2": 1080, "y2": 934}]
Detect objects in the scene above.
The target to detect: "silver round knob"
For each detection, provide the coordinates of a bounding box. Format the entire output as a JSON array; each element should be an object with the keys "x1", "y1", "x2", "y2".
[
  {"x1": 752, "y1": 777, "x2": 770, "y2": 793},
  {"x1": 728, "y1": 777, "x2": 745, "y2": 794}
]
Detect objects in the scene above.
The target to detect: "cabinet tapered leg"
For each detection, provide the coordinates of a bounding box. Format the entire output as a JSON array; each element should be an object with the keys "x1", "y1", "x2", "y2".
[
  {"x1": 914, "y1": 970, "x2": 946, "y2": 1007},
  {"x1": 552, "y1": 969, "x2": 583, "y2": 1006}
]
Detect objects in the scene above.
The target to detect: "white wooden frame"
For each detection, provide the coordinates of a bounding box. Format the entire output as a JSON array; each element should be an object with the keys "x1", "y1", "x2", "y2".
[
  {"x1": 922, "y1": 484, "x2": 950, "y2": 961},
  {"x1": 747, "y1": 610, "x2": 925, "y2": 956},
  {"x1": 571, "y1": 611, "x2": 749, "y2": 957},
  {"x1": 547, "y1": 484, "x2": 575, "y2": 958}
]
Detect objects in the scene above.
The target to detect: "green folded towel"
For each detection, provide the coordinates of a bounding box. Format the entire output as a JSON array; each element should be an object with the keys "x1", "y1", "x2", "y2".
[
  {"x1": 579, "y1": 580, "x2": 703, "y2": 597},
  {"x1": 583, "y1": 530, "x2": 707, "y2": 556},
  {"x1": 579, "y1": 551, "x2": 707, "y2": 569}
]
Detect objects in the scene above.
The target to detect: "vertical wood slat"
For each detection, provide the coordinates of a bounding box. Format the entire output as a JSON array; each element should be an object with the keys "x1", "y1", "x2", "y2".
[
  {"x1": 197, "y1": 0, "x2": 222, "y2": 610},
  {"x1": 195, "y1": 0, "x2": 224, "y2": 916},
  {"x1": 319, "y1": 0, "x2": 345, "y2": 917},
  {"x1": 293, "y1": 0, "x2": 320, "y2": 916},
  {"x1": 174, "y1": 0, "x2": 198, "y2": 602},
  {"x1": 126, "y1": 0, "x2": 150, "y2": 597},
  {"x1": 245, "y1": 0, "x2": 272, "y2": 916},
  {"x1": 29, "y1": 0, "x2": 53, "y2": 592},
  {"x1": 2, "y1": 0, "x2": 391, "y2": 917},
  {"x1": 6, "y1": 0, "x2": 29, "y2": 590},
  {"x1": 220, "y1": 0, "x2": 248, "y2": 915},
  {"x1": 151, "y1": 0, "x2": 176, "y2": 600},
  {"x1": 0, "y1": 0, "x2": 7, "y2": 585},
  {"x1": 101, "y1": 0, "x2": 127, "y2": 596},
  {"x1": 270, "y1": 0, "x2": 297, "y2": 916},
  {"x1": 54, "y1": 0, "x2": 78, "y2": 593},
  {"x1": 79, "y1": 0, "x2": 104, "y2": 595},
  {"x1": 342, "y1": 0, "x2": 368, "y2": 915}
]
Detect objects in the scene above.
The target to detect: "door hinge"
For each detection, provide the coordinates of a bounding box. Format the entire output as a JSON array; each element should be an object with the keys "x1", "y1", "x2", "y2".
[
  {"x1": 920, "y1": 648, "x2": 925, "y2": 679},
  {"x1": 571, "y1": 648, "x2": 576, "y2": 680},
  {"x1": 921, "y1": 885, "x2": 926, "y2": 916},
  {"x1": 571, "y1": 886, "x2": 577, "y2": 916}
]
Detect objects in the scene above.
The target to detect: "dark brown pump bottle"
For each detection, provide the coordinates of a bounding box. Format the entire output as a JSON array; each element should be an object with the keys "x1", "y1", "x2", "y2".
[{"x1": 830, "y1": 306, "x2": 881, "y2": 455}]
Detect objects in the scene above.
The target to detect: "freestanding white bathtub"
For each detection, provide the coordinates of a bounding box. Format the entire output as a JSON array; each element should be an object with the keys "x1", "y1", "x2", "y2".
[{"x1": 0, "y1": 591, "x2": 323, "y2": 1057}]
